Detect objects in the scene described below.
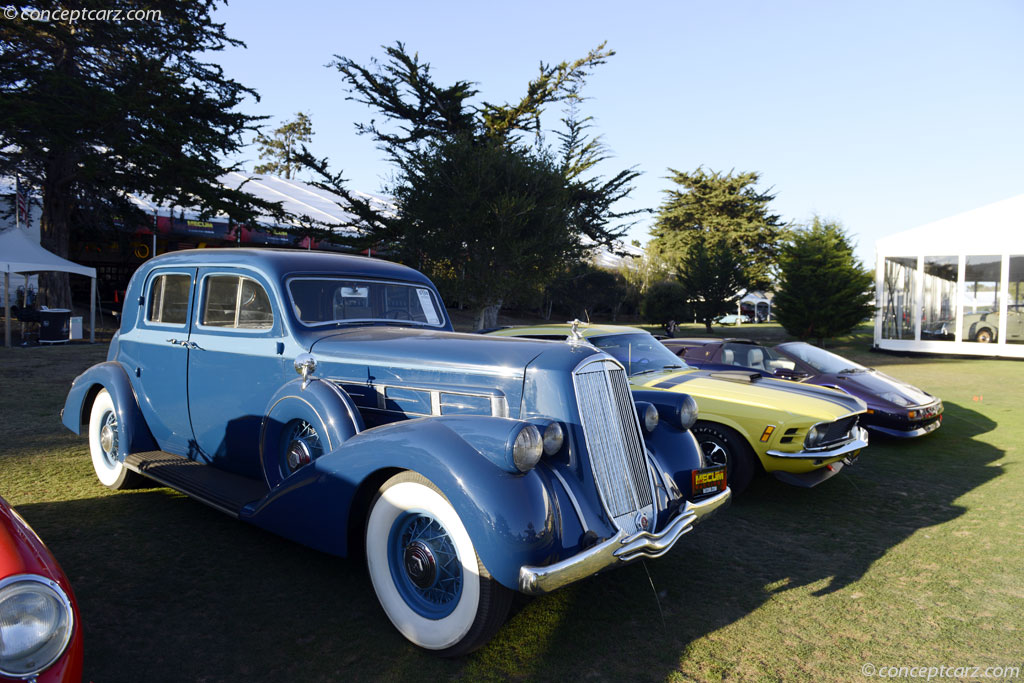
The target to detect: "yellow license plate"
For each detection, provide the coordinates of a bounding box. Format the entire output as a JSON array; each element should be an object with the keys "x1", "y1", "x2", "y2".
[{"x1": 692, "y1": 466, "x2": 726, "y2": 497}]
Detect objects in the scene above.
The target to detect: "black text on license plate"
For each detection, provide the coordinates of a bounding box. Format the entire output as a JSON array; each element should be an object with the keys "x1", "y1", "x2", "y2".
[{"x1": 692, "y1": 466, "x2": 726, "y2": 496}]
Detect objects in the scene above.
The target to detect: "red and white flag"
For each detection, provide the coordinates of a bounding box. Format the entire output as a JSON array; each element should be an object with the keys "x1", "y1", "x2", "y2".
[{"x1": 15, "y1": 176, "x2": 30, "y2": 227}]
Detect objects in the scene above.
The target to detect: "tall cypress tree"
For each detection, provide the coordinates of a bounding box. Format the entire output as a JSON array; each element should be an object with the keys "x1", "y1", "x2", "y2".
[
  {"x1": 773, "y1": 217, "x2": 874, "y2": 345},
  {"x1": 0, "y1": 2, "x2": 279, "y2": 307}
]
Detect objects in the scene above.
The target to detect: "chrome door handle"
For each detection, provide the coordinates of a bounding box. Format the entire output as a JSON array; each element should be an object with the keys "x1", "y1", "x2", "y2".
[{"x1": 166, "y1": 338, "x2": 183, "y2": 346}]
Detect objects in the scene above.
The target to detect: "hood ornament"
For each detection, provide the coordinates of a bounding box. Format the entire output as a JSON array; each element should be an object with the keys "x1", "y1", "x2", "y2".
[{"x1": 567, "y1": 319, "x2": 584, "y2": 345}]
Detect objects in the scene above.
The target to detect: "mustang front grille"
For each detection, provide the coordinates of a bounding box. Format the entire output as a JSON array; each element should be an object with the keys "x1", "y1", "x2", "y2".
[
  {"x1": 573, "y1": 358, "x2": 654, "y2": 534},
  {"x1": 821, "y1": 415, "x2": 858, "y2": 447}
]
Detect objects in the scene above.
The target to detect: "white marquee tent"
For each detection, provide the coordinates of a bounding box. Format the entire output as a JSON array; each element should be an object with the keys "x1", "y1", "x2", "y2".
[
  {"x1": 874, "y1": 194, "x2": 1024, "y2": 358},
  {"x1": 1, "y1": 227, "x2": 97, "y2": 346}
]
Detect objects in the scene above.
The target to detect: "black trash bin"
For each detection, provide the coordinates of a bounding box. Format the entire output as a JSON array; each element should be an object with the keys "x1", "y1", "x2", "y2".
[{"x1": 38, "y1": 308, "x2": 71, "y2": 344}]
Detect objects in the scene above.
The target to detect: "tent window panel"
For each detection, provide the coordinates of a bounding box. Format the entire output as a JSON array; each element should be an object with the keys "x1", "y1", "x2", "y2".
[
  {"x1": 147, "y1": 274, "x2": 191, "y2": 325},
  {"x1": 882, "y1": 257, "x2": 917, "y2": 340},
  {"x1": 921, "y1": 256, "x2": 958, "y2": 341},
  {"x1": 963, "y1": 255, "x2": 1001, "y2": 344},
  {"x1": 1008, "y1": 256, "x2": 1024, "y2": 344}
]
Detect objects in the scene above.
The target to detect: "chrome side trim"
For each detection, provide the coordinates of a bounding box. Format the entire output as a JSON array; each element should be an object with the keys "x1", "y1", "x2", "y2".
[
  {"x1": 767, "y1": 426, "x2": 868, "y2": 459},
  {"x1": 518, "y1": 488, "x2": 731, "y2": 595},
  {"x1": 546, "y1": 465, "x2": 591, "y2": 534}
]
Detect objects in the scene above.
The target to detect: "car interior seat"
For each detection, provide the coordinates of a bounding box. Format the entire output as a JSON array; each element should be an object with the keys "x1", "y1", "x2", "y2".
[
  {"x1": 721, "y1": 349, "x2": 734, "y2": 364},
  {"x1": 748, "y1": 348, "x2": 765, "y2": 370}
]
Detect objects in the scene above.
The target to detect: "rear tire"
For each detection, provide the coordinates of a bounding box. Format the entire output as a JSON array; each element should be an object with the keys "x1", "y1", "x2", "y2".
[
  {"x1": 693, "y1": 421, "x2": 756, "y2": 494},
  {"x1": 88, "y1": 389, "x2": 145, "y2": 490},
  {"x1": 365, "y1": 471, "x2": 512, "y2": 656},
  {"x1": 975, "y1": 328, "x2": 993, "y2": 343}
]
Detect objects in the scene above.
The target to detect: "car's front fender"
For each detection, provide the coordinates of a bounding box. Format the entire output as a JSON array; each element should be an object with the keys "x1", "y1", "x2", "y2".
[
  {"x1": 242, "y1": 416, "x2": 565, "y2": 591},
  {"x1": 60, "y1": 361, "x2": 157, "y2": 457}
]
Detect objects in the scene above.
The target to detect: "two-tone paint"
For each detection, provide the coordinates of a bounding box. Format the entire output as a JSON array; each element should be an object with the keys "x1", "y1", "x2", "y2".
[{"x1": 61, "y1": 249, "x2": 728, "y2": 653}]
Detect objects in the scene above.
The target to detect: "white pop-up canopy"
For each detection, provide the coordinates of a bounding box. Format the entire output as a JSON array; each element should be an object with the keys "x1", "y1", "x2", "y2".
[{"x1": 1, "y1": 228, "x2": 97, "y2": 346}]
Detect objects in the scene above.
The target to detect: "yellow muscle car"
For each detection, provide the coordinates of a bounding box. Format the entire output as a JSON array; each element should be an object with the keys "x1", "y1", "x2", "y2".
[{"x1": 488, "y1": 323, "x2": 868, "y2": 493}]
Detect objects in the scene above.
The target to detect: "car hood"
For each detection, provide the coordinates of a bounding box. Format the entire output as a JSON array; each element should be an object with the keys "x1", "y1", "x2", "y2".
[
  {"x1": 309, "y1": 328, "x2": 601, "y2": 418},
  {"x1": 633, "y1": 368, "x2": 866, "y2": 420},
  {"x1": 823, "y1": 370, "x2": 935, "y2": 408}
]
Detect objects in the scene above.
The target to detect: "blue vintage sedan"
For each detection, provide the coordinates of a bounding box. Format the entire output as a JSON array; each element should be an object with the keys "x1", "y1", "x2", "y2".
[{"x1": 60, "y1": 249, "x2": 729, "y2": 655}]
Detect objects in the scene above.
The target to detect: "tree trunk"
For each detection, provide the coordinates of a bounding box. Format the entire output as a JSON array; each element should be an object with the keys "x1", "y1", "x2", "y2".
[
  {"x1": 475, "y1": 299, "x2": 503, "y2": 331},
  {"x1": 38, "y1": 150, "x2": 78, "y2": 309},
  {"x1": 704, "y1": 320, "x2": 714, "y2": 333}
]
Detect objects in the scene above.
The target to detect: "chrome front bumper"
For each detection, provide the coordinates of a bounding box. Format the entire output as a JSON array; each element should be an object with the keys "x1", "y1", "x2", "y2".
[
  {"x1": 765, "y1": 426, "x2": 869, "y2": 459},
  {"x1": 517, "y1": 488, "x2": 731, "y2": 596}
]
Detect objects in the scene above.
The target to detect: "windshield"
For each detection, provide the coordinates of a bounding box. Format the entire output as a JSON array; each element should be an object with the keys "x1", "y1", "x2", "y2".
[
  {"x1": 590, "y1": 333, "x2": 689, "y2": 376},
  {"x1": 777, "y1": 342, "x2": 865, "y2": 374},
  {"x1": 287, "y1": 277, "x2": 446, "y2": 327}
]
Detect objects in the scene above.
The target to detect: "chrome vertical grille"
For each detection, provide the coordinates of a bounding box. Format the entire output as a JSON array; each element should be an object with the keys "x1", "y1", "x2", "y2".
[{"x1": 573, "y1": 357, "x2": 654, "y2": 533}]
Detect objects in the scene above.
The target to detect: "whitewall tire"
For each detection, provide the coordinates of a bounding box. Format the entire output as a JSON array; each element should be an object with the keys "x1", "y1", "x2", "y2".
[
  {"x1": 88, "y1": 389, "x2": 143, "y2": 490},
  {"x1": 365, "y1": 472, "x2": 511, "y2": 656}
]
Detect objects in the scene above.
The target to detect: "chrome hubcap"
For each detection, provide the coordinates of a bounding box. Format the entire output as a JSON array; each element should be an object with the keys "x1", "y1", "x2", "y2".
[
  {"x1": 403, "y1": 540, "x2": 437, "y2": 589},
  {"x1": 283, "y1": 420, "x2": 322, "y2": 475},
  {"x1": 100, "y1": 412, "x2": 118, "y2": 459}
]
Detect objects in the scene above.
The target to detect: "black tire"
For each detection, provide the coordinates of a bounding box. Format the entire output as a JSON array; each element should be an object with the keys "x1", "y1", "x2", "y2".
[
  {"x1": 692, "y1": 421, "x2": 757, "y2": 495},
  {"x1": 365, "y1": 471, "x2": 513, "y2": 656}
]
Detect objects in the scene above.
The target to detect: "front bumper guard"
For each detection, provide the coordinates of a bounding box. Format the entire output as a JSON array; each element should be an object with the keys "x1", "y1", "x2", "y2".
[
  {"x1": 518, "y1": 487, "x2": 731, "y2": 595},
  {"x1": 765, "y1": 426, "x2": 869, "y2": 459}
]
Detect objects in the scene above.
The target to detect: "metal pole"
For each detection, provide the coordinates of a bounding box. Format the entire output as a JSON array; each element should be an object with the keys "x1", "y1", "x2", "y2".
[
  {"x1": 3, "y1": 270, "x2": 10, "y2": 348},
  {"x1": 90, "y1": 277, "x2": 96, "y2": 343}
]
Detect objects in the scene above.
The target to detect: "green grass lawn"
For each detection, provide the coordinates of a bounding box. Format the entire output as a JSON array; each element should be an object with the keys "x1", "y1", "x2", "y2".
[{"x1": 0, "y1": 338, "x2": 1021, "y2": 682}]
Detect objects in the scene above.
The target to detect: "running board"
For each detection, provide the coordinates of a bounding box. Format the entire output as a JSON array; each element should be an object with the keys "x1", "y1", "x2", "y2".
[{"x1": 124, "y1": 451, "x2": 267, "y2": 517}]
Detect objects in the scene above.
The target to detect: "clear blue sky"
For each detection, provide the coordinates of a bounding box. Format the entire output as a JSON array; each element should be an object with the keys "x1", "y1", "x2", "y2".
[{"x1": 211, "y1": 0, "x2": 1024, "y2": 268}]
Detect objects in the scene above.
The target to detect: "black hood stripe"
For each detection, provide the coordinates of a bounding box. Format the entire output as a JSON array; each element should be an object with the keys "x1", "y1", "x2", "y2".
[{"x1": 651, "y1": 371, "x2": 864, "y2": 413}]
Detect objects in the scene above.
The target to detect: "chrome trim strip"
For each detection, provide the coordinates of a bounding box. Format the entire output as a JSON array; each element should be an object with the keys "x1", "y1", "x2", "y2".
[
  {"x1": 767, "y1": 426, "x2": 869, "y2": 459},
  {"x1": 546, "y1": 465, "x2": 591, "y2": 534},
  {"x1": 518, "y1": 488, "x2": 731, "y2": 595}
]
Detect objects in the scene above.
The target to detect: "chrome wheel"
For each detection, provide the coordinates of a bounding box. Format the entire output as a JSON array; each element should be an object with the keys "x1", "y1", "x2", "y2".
[
  {"x1": 700, "y1": 439, "x2": 729, "y2": 468},
  {"x1": 282, "y1": 420, "x2": 323, "y2": 476}
]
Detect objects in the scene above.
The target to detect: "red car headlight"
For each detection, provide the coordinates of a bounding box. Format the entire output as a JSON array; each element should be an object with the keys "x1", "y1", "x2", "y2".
[{"x1": 0, "y1": 575, "x2": 75, "y2": 678}]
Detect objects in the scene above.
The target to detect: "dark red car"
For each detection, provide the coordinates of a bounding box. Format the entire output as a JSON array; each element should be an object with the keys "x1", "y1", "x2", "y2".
[{"x1": 0, "y1": 495, "x2": 83, "y2": 682}]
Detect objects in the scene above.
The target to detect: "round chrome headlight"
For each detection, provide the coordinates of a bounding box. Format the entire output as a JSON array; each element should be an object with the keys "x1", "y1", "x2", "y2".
[
  {"x1": 542, "y1": 422, "x2": 564, "y2": 455},
  {"x1": 678, "y1": 394, "x2": 698, "y2": 431},
  {"x1": 641, "y1": 403, "x2": 659, "y2": 433},
  {"x1": 512, "y1": 424, "x2": 544, "y2": 472},
  {"x1": 0, "y1": 575, "x2": 74, "y2": 678}
]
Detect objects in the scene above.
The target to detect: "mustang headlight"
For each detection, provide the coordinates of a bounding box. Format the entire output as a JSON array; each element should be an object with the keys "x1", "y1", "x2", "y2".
[
  {"x1": 0, "y1": 575, "x2": 74, "y2": 678},
  {"x1": 881, "y1": 392, "x2": 912, "y2": 407},
  {"x1": 512, "y1": 424, "x2": 544, "y2": 472},
  {"x1": 804, "y1": 424, "x2": 826, "y2": 450},
  {"x1": 542, "y1": 422, "x2": 564, "y2": 455}
]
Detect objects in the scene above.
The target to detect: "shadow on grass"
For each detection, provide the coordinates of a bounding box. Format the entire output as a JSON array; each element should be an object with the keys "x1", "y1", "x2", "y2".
[{"x1": 12, "y1": 403, "x2": 1001, "y2": 682}]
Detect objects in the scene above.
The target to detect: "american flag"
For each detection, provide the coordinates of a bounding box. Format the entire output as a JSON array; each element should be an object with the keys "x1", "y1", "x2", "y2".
[{"x1": 15, "y1": 176, "x2": 30, "y2": 227}]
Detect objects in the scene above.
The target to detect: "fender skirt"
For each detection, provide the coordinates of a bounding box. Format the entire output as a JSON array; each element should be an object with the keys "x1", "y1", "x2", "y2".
[{"x1": 61, "y1": 361, "x2": 157, "y2": 457}]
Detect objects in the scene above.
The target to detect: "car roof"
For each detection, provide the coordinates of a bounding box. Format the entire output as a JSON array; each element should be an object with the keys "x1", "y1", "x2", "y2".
[{"x1": 143, "y1": 248, "x2": 435, "y2": 287}]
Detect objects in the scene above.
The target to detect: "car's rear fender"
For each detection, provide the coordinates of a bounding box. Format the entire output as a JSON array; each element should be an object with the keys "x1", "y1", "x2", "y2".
[{"x1": 60, "y1": 361, "x2": 157, "y2": 457}]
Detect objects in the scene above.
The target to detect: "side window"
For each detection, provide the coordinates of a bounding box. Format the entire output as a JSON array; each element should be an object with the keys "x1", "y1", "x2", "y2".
[
  {"x1": 201, "y1": 275, "x2": 273, "y2": 330},
  {"x1": 147, "y1": 274, "x2": 191, "y2": 325}
]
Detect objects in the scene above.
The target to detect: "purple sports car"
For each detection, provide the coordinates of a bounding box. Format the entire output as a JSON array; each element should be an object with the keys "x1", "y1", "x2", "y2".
[{"x1": 664, "y1": 338, "x2": 943, "y2": 438}]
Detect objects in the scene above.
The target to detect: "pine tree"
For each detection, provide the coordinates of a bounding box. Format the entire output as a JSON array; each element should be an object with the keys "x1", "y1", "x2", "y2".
[
  {"x1": 0, "y1": 2, "x2": 279, "y2": 307},
  {"x1": 254, "y1": 113, "x2": 313, "y2": 179},
  {"x1": 677, "y1": 233, "x2": 749, "y2": 332},
  {"x1": 773, "y1": 217, "x2": 874, "y2": 345},
  {"x1": 651, "y1": 167, "x2": 784, "y2": 292},
  {"x1": 298, "y1": 42, "x2": 637, "y2": 327}
]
